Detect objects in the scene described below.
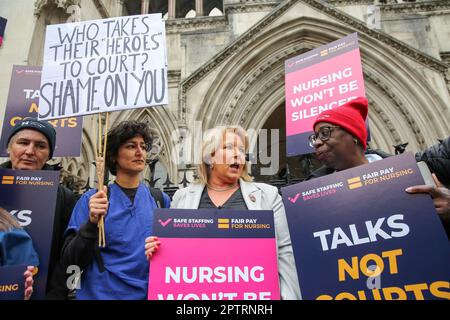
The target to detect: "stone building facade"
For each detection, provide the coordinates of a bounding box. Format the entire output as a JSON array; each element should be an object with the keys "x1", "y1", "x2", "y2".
[{"x1": 0, "y1": 0, "x2": 449, "y2": 191}]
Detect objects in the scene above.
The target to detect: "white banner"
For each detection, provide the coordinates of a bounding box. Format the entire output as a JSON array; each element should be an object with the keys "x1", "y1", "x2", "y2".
[{"x1": 38, "y1": 14, "x2": 168, "y2": 120}]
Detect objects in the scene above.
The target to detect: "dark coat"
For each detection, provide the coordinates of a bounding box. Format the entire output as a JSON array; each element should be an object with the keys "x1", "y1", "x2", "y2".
[{"x1": 0, "y1": 161, "x2": 79, "y2": 299}]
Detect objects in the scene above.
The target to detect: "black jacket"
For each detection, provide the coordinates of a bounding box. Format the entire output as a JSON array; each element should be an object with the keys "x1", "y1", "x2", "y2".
[
  {"x1": 0, "y1": 161, "x2": 79, "y2": 299},
  {"x1": 415, "y1": 136, "x2": 450, "y2": 188}
]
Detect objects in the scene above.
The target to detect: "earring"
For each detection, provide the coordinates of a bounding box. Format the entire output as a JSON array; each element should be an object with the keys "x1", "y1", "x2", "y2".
[{"x1": 210, "y1": 163, "x2": 214, "y2": 170}]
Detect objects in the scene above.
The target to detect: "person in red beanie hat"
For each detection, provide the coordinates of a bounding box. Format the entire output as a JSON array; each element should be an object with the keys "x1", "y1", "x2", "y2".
[
  {"x1": 308, "y1": 97, "x2": 372, "y2": 172},
  {"x1": 307, "y1": 96, "x2": 450, "y2": 239}
]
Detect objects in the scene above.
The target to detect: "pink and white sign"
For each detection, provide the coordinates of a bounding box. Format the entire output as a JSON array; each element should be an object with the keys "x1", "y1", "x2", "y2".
[
  {"x1": 148, "y1": 209, "x2": 280, "y2": 300},
  {"x1": 285, "y1": 33, "x2": 366, "y2": 156}
]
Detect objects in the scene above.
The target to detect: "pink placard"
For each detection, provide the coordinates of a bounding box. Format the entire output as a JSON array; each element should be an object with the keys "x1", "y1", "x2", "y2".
[
  {"x1": 284, "y1": 33, "x2": 367, "y2": 156},
  {"x1": 285, "y1": 49, "x2": 365, "y2": 137}
]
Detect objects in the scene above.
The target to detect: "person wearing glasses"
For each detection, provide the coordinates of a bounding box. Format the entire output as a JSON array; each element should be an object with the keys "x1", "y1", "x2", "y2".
[
  {"x1": 307, "y1": 97, "x2": 450, "y2": 237},
  {"x1": 62, "y1": 121, "x2": 170, "y2": 299},
  {"x1": 306, "y1": 97, "x2": 381, "y2": 177}
]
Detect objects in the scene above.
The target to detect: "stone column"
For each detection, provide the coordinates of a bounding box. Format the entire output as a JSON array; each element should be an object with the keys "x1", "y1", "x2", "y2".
[
  {"x1": 168, "y1": 0, "x2": 176, "y2": 19},
  {"x1": 141, "y1": 0, "x2": 150, "y2": 14}
]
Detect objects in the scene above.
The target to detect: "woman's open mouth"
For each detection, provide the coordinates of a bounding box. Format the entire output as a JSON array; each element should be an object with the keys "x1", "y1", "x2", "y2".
[{"x1": 229, "y1": 163, "x2": 241, "y2": 170}]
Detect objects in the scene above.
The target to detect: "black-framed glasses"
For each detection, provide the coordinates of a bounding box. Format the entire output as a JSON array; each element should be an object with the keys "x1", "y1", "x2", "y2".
[{"x1": 308, "y1": 126, "x2": 340, "y2": 147}]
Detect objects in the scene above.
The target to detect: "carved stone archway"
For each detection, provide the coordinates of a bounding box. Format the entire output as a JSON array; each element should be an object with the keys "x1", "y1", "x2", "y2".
[
  {"x1": 188, "y1": 17, "x2": 450, "y2": 157},
  {"x1": 59, "y1": 125, "x2": 95, "y2": 191},
  {"x1": 61, "y1": 104, "x2": 180, "y2": 190}
]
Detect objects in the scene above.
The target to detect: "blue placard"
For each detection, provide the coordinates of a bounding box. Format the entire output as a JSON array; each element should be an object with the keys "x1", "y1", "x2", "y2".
[
  {"x1": 0, "y1": 168, "x2": 59, "y2": 299},
  {"x1": 0, "y1": 265, "x2": 26, "y2": 300},
  {"x1": 282, "y1": 153, "x2": 450, "y2": 300}
]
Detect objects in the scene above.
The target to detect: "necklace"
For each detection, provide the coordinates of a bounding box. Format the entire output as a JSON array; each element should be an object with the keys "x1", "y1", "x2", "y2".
[{"x1": 207, "y1": 183, "x2": 239, "y2": 192}]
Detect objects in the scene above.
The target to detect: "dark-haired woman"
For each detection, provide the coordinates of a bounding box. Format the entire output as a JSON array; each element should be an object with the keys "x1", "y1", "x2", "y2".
[
  {"x1": 0, "y1": 207, "x2": 37, "y2": 299},
  {"x1": 61, "y1": 121, "x2": 170, "y2": 300}
]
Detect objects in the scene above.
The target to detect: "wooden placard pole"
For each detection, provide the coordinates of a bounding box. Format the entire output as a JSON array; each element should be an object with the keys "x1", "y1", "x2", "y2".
[{"x1": 95, "y1": 112, "x2": 109, "y2": 247}]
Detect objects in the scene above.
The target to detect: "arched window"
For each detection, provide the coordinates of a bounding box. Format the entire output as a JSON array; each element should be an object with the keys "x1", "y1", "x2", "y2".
[
  {"x1": 176, "y1": 0, "x2": 195, "y2": 18},
  {"x1": 68, "y1": 162, "x2": 75, "y2": 174},
  {"x1": 123, "y1": 1, "x2": 223, "y2": 19},
  {"x1": 123, "y1": 0, "x2": 141, "y2": 15},
  {"x1": 204, "y1": 0, "x2": 223, "y2": 17},
  {"x1": 185, "y1": 9, "x2": 196, "y2": 18},
  {"x1": 149, "y1": 0, "x2": 168, "y2": 15},
  {"x1": 29, "y1": 2, "x2": 69, "y2": 66},
  {"x1": 208, "y1": 7, "x2": 223, "y2": 17},
  {"x1": 77, "y1": 167, "x2": 85, "y2": 179}
]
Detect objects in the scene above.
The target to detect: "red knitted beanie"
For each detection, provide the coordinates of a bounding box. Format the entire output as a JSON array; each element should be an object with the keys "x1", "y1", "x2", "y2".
[{"x1": 313, "y1": 97, "x2": 368, "y2": 149}]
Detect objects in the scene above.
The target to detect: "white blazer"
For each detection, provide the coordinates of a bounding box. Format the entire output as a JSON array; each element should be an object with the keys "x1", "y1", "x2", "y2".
[{"x1": 171, "y1": 178, "x2": 302, "y2": 300}]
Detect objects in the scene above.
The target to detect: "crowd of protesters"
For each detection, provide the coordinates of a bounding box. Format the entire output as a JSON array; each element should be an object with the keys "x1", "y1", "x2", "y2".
[{"x1": 1, "y1": 97, "x2": 449, "y2": 299}]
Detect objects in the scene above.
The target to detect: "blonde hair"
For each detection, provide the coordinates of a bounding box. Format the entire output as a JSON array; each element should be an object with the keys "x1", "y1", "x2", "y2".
[
  {"x1": 196, "y1": 125, "x2": 253, "y2": 184},
  {"x1": 0, "y1": 207, "x2": 20, "y2": 232}
]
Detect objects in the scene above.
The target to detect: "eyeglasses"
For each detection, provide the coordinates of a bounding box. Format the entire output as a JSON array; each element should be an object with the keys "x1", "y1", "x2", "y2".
[
  {"x1": 124, "y1": 142, "x2": 152, "y2": 152},
  {"x1": 308, "y1": 126, "x2": 340, "y2": 147}
]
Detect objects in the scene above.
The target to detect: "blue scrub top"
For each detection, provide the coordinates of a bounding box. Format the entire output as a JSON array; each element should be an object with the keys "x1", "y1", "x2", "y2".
[
  {"x1": 66, "y1": 183, "x2": 170, "y2": 300},
  {"x1": 0, "y1": 228, "x2": 39, "y2": 267}
]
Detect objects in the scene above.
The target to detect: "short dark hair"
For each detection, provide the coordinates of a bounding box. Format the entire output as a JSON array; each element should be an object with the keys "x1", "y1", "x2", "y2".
[{"x1": 105, "y1": 121, "x2": 153, "y2": 175}]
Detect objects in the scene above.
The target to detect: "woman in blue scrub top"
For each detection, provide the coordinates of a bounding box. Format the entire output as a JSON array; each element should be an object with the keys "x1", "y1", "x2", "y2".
[{"x1": 61, "y1": 121, "x2": 170, "y2": 300}]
